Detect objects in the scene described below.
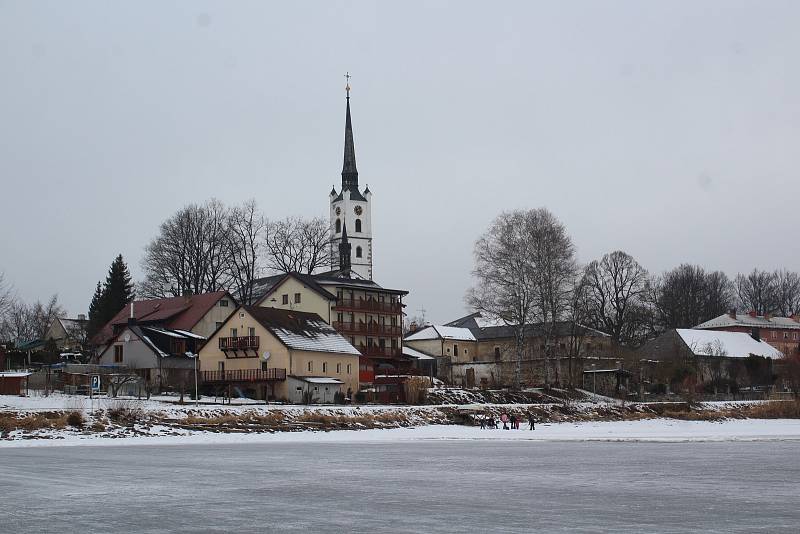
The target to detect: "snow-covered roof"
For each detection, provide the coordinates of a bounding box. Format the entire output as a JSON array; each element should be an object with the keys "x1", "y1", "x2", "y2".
[
  {"x1": 172, "y1": 330, "x2": 207, "y2": 340},
  {"x1": 0, "y1": 372, "x2": 32, "y2": 378},
  {"x1": 143, "y1": 327, "x2": 188, "y2": 338},
  {"x1": 402, "y1": 346, "x2": 436, "y2": 360},
  {"x1": 405, "y1": 325, "x2": 476, "y2": 342},
  {"x1": 293, "y1": 376, "x2": 344, "y2": 384},
  {"x1": 245, "y1": 307, "x2": 361, "y2": 356},
  {"x1": 696, "y1": 312, "x2": 800, "y2": 331},
  {"x1": 676, "y1": 329, "x2": 784, "y2": 359}
]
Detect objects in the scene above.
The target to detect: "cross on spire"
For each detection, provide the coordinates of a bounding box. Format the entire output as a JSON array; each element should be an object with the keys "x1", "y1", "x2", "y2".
[{"x1": 344, "y1": 71, "x2": 351, "y2": 98}]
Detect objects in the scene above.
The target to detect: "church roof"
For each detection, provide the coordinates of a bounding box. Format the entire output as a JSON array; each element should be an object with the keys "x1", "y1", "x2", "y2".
[{"x1": 333, "y1": 91, "x2": 367, "y2": 202}]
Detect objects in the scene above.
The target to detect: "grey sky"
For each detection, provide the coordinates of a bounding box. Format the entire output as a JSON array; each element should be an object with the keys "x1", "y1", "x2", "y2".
[{"x1": 1, "y1": 1, "x2": 799, "y2": 324}]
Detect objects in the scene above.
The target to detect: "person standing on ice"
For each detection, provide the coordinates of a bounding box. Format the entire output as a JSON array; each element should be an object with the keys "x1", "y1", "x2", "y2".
[
  {"x1": 510, "y1": 414, "x2": 517, "y2": 430},
  {"x1": 528, "y1": 413, "x2": 536, "y2": 430},
  {"x1": 500, "y1": 412, "x2": 509, "y2": 430}
]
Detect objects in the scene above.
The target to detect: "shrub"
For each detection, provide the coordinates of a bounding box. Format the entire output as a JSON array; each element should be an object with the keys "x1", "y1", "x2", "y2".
[
  {"x1": 107, "y1": 400, "x2": 143, "y2": 426},
  {"x1": 66, "y1": 411, "x2": 85, "y2": 428}
]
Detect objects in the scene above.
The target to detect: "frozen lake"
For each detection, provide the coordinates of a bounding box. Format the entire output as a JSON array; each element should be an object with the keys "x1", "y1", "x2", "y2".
[{"x1": 2, "y1": 440, "x2": 798, "y2": 533}]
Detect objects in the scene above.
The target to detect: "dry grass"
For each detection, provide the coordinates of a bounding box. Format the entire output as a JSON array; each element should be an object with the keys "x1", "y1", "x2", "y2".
[
  {"x1": 744, "y1": 400, "x2": 800, "y2": 419},
  {"x1": 66, "y1": 411, "x2": 85, "y2": 428},
  {"x1": 0, "y1": 412, "x2": 68, "y2": 433},
  {"x1": 106, "y1": 401, "x2": 143, "y2": 426}
]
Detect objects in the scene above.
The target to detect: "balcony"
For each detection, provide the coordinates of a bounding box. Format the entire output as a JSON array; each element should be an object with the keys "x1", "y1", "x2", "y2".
[
  {"x1": 219, "y1": 336, "x2": 259, "y2": 351},
  {"x1": 201, "y1": 368, "x2": 286, "y2": 383},
  {"x1": 359, "y1": 344, "x2": 403, "y2": 359},
  {"x1": 334, "y1": 298, "x2": 402, "y2": 315},
  {"x1": 333, "y1": 321, "x2": 403, "y2": 337}
]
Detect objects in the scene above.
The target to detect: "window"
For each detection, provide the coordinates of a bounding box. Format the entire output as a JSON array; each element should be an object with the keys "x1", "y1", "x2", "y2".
[
  {"x1": 248, "y1": 327, "x2": 256, "y2": 337},
  {"x1": 347, "y1": 364, "x2": 352, "y2": 374},
  {"x1": 391, "y1": 339, "x2": 398, "y2": 349},
  {"x1": 784, "y1": 332, "x2": 789, "y2": 339},
  {"x1": 494, "y1": 347, "x2": 501, "y2": 360},
  {"x1": 219, "y1": 299, "x2": 229, "y2": 307},
  {"x1": 173, "y1": 340, "x2": 186, "y2": 355},
  {"x1": 282, "y1": 294, "x2": 289, "y2": 305},
  {"x1": 335, "y1": 218, "x2": 341, "y2": 233},
  {"x1": 322, "y1": 362, "x2": 328, "y2": 373},
  {"x1": 114, "y1": 345, "x2": 123, "y2": 363},
  {"x1": 453, "y1": 344, "x2": 459, "y2": 358},
  {"x1": 230, "y1": 328, "x2": 238, "y2": 337},
  {"x1": 336, "y1": 363, "x2": 341, "y2": 373},
  {"x1": 261, "y1": 361, "x2": 269, "y2": 371},
  {"x1": 355, "y1": 219, "x2": 362, "y2": 232},
  {"x1": 294, "y1": 293, "x2": 301, "y2": 304},
  {"x1": 772, "y1": 331, "x2": 777, "y2": 339},
  {"x1": 337, "y1": 313, "x2": 343, "y2": 322},
  {"x1": 307, "y1": 361, "x2": 313, "y2": 372},
  {"x1": 356, "y1": 246, "x2": 362, "y2": 258},
  {"x1": 350, "y1": 337, "x2": 355, "y2": 345}
]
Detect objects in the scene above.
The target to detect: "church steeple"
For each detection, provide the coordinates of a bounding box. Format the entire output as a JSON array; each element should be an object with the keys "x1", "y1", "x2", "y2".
[
  {"x1": 338, "y1": 221, "x2": 352, "y2": 274},
  {"x1": 341, "y1": 74, "x2": 358, "y2": 190}
]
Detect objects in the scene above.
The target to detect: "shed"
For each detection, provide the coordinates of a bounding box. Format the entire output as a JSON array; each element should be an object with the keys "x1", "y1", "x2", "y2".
[{"x1": 0, "y1": 372, "x2": 31, "y2": 396}]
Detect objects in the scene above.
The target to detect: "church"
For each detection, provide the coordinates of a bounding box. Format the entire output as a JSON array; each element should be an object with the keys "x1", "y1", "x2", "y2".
[{"x1": 243, "y1": 80, "x2": 413, "y2": 388}]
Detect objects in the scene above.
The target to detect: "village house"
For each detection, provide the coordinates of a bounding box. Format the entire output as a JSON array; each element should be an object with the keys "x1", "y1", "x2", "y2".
[
  {"x1": 198, "y1": 306, "x2": 361, "y2": 403},
  {"x1": 695, "y1": 309, "x2": 800, "y2": 356},
  {"x1": 637, "y1": 328, "x2": 784, "y2": 394},
  {"x1": 91, "y1": 291, "x2": 236, "y2": 349},
  {"x1": 404, "y1": 312, "x2": 616, "y2": 388},
  {"x1": 44, "y1": 315, "x2": 88, "y2": 352}
]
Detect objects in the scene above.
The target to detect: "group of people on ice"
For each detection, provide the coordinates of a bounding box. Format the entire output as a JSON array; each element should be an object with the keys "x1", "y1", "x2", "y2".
[{"x1": 480, "y1": 412, "x2": 535, "y2": 430}]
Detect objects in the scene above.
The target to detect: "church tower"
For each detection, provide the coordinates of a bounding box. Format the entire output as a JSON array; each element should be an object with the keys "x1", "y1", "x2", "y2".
[{"x1": 329, "y1": 77, "x2": 373, "y2": 280}]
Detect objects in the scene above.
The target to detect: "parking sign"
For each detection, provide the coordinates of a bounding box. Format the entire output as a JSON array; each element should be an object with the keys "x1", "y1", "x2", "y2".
[{"x1": 91, "y1": 375, "x2": 100, "y2": 392}]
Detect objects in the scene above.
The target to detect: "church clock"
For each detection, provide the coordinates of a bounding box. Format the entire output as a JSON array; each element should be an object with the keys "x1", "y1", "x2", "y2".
[
  {"x1": 335, "y1": 207, "x2": 341, "y2": 216},
  {"x1": 354, "y1": 205, "x2": 363, "y2": 216}
]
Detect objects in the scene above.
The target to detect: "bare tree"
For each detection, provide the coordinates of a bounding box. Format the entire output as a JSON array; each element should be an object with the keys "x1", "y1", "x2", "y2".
[
  {"x1": 31, "y1": 295, "x2": 66, "y2": 340},
  {"x1": 584, "y1": 250, "x2": 649, "y2": 345},
  {"x1": 140, "y1": 199, "x2": 232, "y2": 298},
  {"x1": 226, "y1": 200, "x2": 267, "y2": 305},
  {"x1": 263, "y1": 216, "x2": 331, "y2": 274},
  {"x1": 735, "y1": 269, "x2": 779, "y2": 315},
  {"x1": 649, "y1": 265, "x2": 735, "y2": 329},
  {"x1": 0, "y1": 294, "x2": 64, "y2": 343},
  {"x1": 0, "y1": 272, "x2": 14, "y2": 319},
  {"x1": 774, "y1": 269, "x2": 800, "y2": 317},
  {"x1": 565, "y1": 271, "x2": 591, "y2": 386},
  {"x1": 529, "y1": 208, "x2": 577, "y2": 386}
]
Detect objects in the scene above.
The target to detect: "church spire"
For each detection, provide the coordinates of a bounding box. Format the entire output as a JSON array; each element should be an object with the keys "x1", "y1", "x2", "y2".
[
  {"x1": 341, "y1": 72, "x2": 358, "y2": 190},
  {"x1": 338, "y1": 221, "x2": 352, "y2": 274}
]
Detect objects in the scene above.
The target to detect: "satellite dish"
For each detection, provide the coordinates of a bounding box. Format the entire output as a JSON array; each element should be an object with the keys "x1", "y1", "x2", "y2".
[
  {"x1": 262, "y1": 351, "x2": 271, "y2": 361},
  {"x1": 123, "y1": 333, "x2": 131, "y2": 343}
]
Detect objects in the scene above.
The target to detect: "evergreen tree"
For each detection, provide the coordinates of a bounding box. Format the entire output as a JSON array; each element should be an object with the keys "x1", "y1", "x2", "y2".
[
  {"x1": 86, "y1": 255, "x2": 135, "y2": 340},
  {"x1": 104, "y1": 254, "x2": 135, "y2": 320},
  {"x1": 87, "y1": 281, "x2": 105, "y2": 339}
]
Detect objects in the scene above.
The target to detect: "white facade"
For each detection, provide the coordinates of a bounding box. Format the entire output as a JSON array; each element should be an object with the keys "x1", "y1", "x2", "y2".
[{"x1": 329, "y1": 187, "x2": 373, "y2": 280}]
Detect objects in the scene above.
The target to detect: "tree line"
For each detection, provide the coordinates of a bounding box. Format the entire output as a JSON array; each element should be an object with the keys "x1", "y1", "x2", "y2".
[
  {"x1": 139, "y1": 199, "x2": 331, "y2": 305},
  {"x1": 468, "y1": 209, "x2": 800, "y2": 374}
]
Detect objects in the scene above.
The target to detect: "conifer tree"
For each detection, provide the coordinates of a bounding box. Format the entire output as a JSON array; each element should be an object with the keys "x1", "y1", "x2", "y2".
[{"x1": 86, "y1": 255, "x2": 135, "y2": 340}]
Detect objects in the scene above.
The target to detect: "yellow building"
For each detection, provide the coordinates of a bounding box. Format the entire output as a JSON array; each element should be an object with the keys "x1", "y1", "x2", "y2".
[
  {"x1": 199, "y1": 305, "x2": 361, "y2": 402},
  {"x1": 249, "y1": 271, "x2": 407, "y2": 385}
]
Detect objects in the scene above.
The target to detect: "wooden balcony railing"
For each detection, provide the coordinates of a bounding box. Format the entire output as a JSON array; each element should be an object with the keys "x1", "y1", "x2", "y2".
[
  {"x1": 334, "y1": 298, "x2": 402, "y2": 314},
  {"x1": 358, "y1": 344, "x2": 403, "y2": 359},
  {"x1": 333, "y1": 321, "x2": 403, "y2": 337},
  {"x1": 201, "y1": 368, "x2": 286, "y2": 383},
  {"x1": 219, "y1": 336, "x2": 259, "y2": 351}
]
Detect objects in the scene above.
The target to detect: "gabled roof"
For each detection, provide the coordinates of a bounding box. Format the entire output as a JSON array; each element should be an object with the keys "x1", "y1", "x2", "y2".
[
  {"x1": 244, "y1": 306, "x2": 360, "y2": 356},
  {"x1": 253, "y1": 272, "x2": 337, "y2": 307},
  {"x1": 405, "y1": 325, "x2": 476, "y2": 342},
  {"x1": 92, "y1": 291, "x2": 232, "y2": 346},
  {"x1": 676, "y1": 329, "x2": 783, "y2": 359},
  {"x1": 102, "y1": 325, "x2": 200, "y2": 360},
  {"x1": 439, "y1": 312, "x2": 610, "y2": 341},
  {"x1": 695, "y1": 312, "x2": 800, "y2": 331}
]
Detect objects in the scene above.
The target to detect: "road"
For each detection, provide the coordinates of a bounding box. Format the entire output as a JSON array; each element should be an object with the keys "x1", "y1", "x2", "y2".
[{"x1": 2, "y1": 440, "x2": 798, "y2": 533}]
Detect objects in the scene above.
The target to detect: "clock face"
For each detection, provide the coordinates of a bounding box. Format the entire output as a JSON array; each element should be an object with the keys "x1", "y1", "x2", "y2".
[
  {"x1": 335, "y1": 207, "x2": 341, "y2": 216},
  {"x1": 354, "y1": 205, "x2": 363, "y2": 216}
]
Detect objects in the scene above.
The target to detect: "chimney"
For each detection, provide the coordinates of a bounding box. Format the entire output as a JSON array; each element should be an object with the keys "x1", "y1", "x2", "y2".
[
  {"x1": 728, "y1": 308, "x2": 737, "y2": 320},
  {"x1": 748, "y1": 310, "x2": 757, "y2": 318},
  {"x1": 128, "y1": 301, "x2": 136, "y2": 326},
  {"x1": 751, "y1": 327, "x2": 761, "y2": 342},
  {"x1": 77, "y1": 314, "x2": 86, "y2": 321}
]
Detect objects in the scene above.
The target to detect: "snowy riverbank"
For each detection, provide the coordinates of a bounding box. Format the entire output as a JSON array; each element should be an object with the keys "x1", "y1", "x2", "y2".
[{"x1": 2, "y1": 418, "x2": 800, "y2": 448}]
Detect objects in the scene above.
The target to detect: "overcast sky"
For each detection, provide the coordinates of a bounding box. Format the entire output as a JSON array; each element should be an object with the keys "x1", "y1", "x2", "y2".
[{"x1": 1, "y1": 1, "x2": 799, "y2": 324}]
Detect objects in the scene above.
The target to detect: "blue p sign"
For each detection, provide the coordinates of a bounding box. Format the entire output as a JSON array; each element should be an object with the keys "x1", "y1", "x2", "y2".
[{"x1": 91, "y1": 375, "x2": 100, "y2": 392}]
